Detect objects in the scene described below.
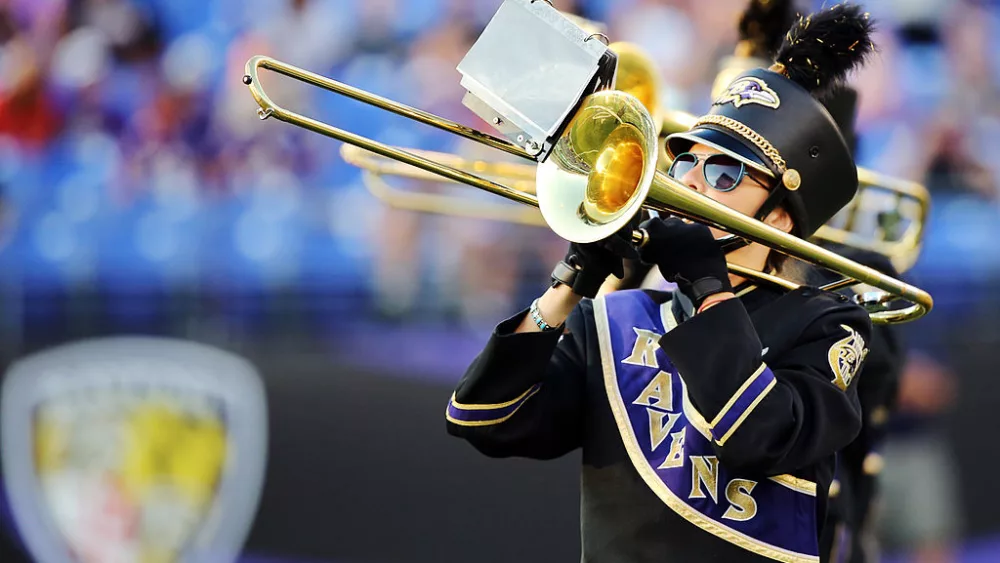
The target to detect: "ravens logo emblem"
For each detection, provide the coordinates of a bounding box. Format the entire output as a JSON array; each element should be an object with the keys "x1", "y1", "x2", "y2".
[
  {"x1": 828, "y1": 324, "x2": 869, "y2": 391},
  {"x1": 714, "y1": 77, "x2": 781, "y2": 109}
]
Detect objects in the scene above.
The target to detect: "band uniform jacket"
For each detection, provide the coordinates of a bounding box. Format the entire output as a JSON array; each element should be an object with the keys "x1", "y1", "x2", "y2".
[
  {"x1": 817, "y1": 247, "x2": 904, "y2": 563},
  {"x1": 447, "y1": 283, "x2": 872, "y2": 563}
]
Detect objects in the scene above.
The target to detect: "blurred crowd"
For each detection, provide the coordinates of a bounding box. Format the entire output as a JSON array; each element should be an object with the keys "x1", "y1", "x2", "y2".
[
  {"x1": 1, "y1": 0, "x2": 999, "y2": 325},
  {"x1": 1, "y1": 0, "x2": 1000, "y2": 561}
]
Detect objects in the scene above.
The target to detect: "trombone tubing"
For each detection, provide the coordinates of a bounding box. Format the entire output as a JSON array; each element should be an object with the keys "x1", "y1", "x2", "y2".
[
  {"x1": 341, "y1": 141, "x2": 930, "y2": 247},
  {"x1": 642, "y1": 170, "x2": 933, "y2": 323},
  {"x1": 342, "y1": 141, "x2": 926, "y2": 284},
  {"x1": 340, "y1": 144, "x2": 538, "y2": 186},
  {"x1": 242, "y1": 55, "x2": 539, "y2": 209},
  {"x1": 814, "y1": 169, "x2": 929, "y2": 273},
  {"x1": 358, "y1": 169, "x2": 548, "y2": 227},
  {"x1": 340, "y1": 144, "x2": 543, "y2": 225}
]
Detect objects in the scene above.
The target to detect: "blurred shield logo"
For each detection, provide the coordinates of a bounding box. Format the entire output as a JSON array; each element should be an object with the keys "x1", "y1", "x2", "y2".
[{"x1": 1, "y1": 337, "x2": 268, "y2": 563}]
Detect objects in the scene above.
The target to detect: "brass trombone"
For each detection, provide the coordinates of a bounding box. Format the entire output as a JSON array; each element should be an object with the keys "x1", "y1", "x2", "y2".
[
  {"x1": 343, "y1": 142, "x2": 930, "y2": 275},
  {"x1": 814, "y1": 170, "x2": 929, "y2": 274},
  {"x1": 342, "y1": 145, "x2": 546, "y2": 227},
  {"x1": 242, "y1": 55, "x2": 933, "y2": 324}
]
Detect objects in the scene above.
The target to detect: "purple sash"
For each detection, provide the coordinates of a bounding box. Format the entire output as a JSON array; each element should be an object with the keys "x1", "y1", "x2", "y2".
[{"x1": 594, "y1": 291, "x2": 820, "y2": 563}]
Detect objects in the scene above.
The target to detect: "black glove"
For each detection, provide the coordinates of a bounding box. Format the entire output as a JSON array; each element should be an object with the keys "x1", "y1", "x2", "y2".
[
  {"x1": 637, "y1": 217, "x2": 732, "y2": 309},
  {"x1": 554, "y1": 216, "x2": 642, "y2": 299}
]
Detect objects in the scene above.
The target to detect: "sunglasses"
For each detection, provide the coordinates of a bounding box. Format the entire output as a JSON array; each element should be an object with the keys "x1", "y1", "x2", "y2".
[{"x1": 667, "y1": 152, "x2": 766, "y2": 192}]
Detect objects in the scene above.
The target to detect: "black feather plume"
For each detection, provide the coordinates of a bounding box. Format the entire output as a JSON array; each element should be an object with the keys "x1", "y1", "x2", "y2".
[
  {"x1": 773, "y1": 3, "x2": 876, "y2": 99},
  {"x1": 737, "y1": 0, "x2": 796, "y2": 59}
]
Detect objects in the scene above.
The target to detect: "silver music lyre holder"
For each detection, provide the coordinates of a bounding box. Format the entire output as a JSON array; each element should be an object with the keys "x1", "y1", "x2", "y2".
[{"x1": 457, "y1": 0, "x2": 618, "y2": 161}]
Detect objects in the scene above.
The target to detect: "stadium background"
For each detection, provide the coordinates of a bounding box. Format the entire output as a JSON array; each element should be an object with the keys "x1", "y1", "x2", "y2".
[{"x1": 1, "y1": 0, "x2": 1000, "y2": 561}]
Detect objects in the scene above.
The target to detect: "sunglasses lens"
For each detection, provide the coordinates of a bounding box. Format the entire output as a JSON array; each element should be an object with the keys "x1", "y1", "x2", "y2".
[
  {"x1": 704, "y1": 156, "x2": 744, "y2": 191},
  {"x1": 668, "y1": 153, "x2": 697, "y2": 179}
]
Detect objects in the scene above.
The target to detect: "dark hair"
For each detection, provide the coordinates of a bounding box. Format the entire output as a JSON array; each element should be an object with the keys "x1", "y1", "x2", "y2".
[
  {"x1": 764, "y1": 216, "x2": 825, "y2": 286},
  {"x1": 765, "y1": 251, "x2": 789, "y2": 275}
]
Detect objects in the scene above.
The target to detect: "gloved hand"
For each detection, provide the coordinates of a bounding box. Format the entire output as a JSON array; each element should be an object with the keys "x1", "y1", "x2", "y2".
[
  {"x1": 556, "y1": 215, "x2": 642, "y2": 299},
  {"x1": 637, "y1": 216, "x2": 732, "y2": 308}
]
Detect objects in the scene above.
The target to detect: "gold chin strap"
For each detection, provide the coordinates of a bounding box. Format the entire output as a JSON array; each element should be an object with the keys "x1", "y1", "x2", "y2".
[
  {"x1": 692, "y1": 115, "x2": 787, "y2": 174},
  {"x1": 690, "y1": 115, "x2": 803, "y2": 194}
]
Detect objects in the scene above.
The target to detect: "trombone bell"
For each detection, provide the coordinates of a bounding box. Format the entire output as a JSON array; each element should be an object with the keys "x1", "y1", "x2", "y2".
[
  {"x1": 537, "y1": 91, "x2": 659, "y2": 243},
  {"x1": 585, "y1": 124, "x2": 647, "y2": 218}
]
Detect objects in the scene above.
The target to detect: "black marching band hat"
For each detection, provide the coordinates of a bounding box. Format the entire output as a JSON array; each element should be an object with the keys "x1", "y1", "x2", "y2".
[
  {"x1": 714, "y1": 0, "x2": 861, "y2": 157},
  {"x1": 666, "y1": 2, "x2": 876, "y2": 239},
  {"x1": 822, "y1": 84, "x2": 859, "y2": 156}
]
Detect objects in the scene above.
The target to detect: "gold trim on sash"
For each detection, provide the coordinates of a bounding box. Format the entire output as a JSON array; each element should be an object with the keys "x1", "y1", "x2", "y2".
[
  {"x1": 769, "y1": 474, "x2": 818, "y2": 496},
  {"x1": 659, "y1": 300, "x2": 679, "y2": 334},
  {"x1": 681, "y1": 382, "x2": 714, "y2": 441},
  {"x1": 594, "y1": 296, "x2": 819, "y2": 563},
  {"x1": 662, "y1": 301, "x2": 714, "y2": 441}
]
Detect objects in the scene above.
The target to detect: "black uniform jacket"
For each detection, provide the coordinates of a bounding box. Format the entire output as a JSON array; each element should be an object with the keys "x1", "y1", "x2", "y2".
[{"x1": 447, "y1": 282, "x2": 873, "y2": 563}]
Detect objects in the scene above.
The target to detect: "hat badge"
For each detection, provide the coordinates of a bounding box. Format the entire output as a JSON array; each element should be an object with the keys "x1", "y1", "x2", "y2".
[{"x1": 714, "y1": 77, "x2": 781, "y2": 110}]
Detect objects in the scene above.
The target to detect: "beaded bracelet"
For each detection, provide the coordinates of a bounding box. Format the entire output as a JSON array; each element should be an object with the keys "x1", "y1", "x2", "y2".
[{"x1": 530, "y1": 298, "x2": 560, "y2": 332}]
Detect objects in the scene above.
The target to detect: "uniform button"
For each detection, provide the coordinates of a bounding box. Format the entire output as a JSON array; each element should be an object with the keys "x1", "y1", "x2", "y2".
[{"x1": 837, "y1": 294, "x2": 849, "y2": 302}]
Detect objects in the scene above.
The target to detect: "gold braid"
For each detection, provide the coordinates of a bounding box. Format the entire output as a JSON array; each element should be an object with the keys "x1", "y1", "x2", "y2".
[{"x1": 693, "y1": 115, "x2": 787, "y2": 173}]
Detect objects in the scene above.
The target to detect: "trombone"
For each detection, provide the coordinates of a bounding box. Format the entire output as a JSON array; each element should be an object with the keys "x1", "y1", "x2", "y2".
[
  {"x1": 342, "y1": 145, "x2": 546, "y2": 227},
  {"x1": 242, "y1": 55, "x2": 933, "y2": 324},
  {"x1": 343, "y1": 142, "x2": 929, "y2": 275},
  {"x1": 814, "y1": 169, "x2": 929, "y2": 274}
]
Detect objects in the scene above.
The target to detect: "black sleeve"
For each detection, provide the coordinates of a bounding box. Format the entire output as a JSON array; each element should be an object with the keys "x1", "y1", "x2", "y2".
[
  {"x1": 658, "y1": 295, "x2": 871, "y2": 475},
  {"x1": 445, "y1": 301, "x2": 592, "y2": 460}
]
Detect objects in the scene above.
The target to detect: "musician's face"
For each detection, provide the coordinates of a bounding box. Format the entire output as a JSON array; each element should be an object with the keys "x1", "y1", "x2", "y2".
[{"x1": 674, "y1": 143, "x2": 792, "y2": 236}]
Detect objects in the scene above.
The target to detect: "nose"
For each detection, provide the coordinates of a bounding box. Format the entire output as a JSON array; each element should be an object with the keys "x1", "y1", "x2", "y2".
[{"x1": 678, "y1": 161, "x2": 709, "y2": 195}]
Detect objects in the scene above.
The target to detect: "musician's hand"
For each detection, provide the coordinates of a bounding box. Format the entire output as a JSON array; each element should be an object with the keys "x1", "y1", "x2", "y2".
[
  {"x1": 637, "y1": 216, "x2": 731, "y2": 309},
  {"x1": 560, "y1": 214, "x2": 642, "y2": 299}
]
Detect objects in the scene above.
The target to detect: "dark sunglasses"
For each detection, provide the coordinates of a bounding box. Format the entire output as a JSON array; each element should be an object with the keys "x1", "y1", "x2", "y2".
[{"x1": 667, "y1": 152, "x2": 764, "y2": 192}]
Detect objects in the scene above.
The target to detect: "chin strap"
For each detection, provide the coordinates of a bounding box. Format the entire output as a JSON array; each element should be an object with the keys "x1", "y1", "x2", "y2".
[{"x1": 718, "y1": 234, "x2": 751, "y2": 254}]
